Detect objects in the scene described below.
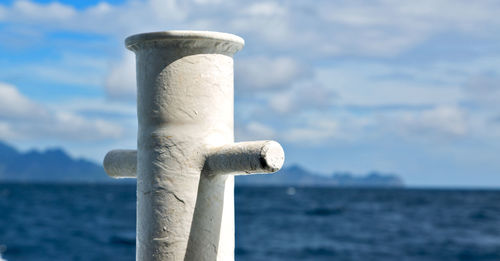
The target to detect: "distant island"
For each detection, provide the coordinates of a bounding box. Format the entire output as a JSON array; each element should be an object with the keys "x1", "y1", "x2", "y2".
[
  {"x1": 0, "y1": 141, "x2": 107, "y2": 182},
  {"x1": 0, "y1": 141, "x2": 403, "y2": 187},
  {"x1": 237, "y1": 165, "x2": 403, "y2": 187}
]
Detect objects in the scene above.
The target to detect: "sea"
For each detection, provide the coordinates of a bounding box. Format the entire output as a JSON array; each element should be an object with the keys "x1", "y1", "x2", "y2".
[{"x1": 1, "y1": 184, "x2": 500, "y2": 261}]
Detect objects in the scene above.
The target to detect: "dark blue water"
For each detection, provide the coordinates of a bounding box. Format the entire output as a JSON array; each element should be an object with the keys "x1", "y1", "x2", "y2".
[{"x1": 1, "y1": 184, "x2": 500, "y2": 261}]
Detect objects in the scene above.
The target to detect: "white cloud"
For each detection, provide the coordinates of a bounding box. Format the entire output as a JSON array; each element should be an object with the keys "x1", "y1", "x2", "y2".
[
  {"x1": 86, "y1": 2, "x2": 112, "y2": 15},
  {"x1": 246, "y1": 121, "x2": 275, "y2": 137},
  {"x1": 2, "y1": 0, "x2": 500, "y2": 105},
  {"x1": 233, "y1": 54, "x2": 494, "y2": 145},
  {"x1": 272, "y1": 104, "x2": 469, "y2": 145},
  {"x1": 463, "y1": 74, "x2": 500, "y2": 107},
  {"x1": 268, "y1": 82, "x2": 337, "y2": 114},
  {"x1": 0, "y1": 0, "x2": 186, "y2": 36},
  {"x1": 193, "y1": 0, "x2": 224, "y2": 4},
  {"x1": 315, "y1": 63, "x2": 465, "y2": 107},
  {"x1": 236, "y1": 56, "x2": 309, "y2": 91},
  {"x1": 0, "y1": 5, "x2": 7, "y2": 20},
  {"x1": 0, "y1": 83, "x2": 47, "y2": 119},
  {"x1": 236, "y1": 121, "x2": 276, "y2": 141},
  {"x1": 388, "y1": 106, "x2": 468, "y2": 139},
  {"x1": 50, "y1": 111, "x2": 121, "y2": 140},
  {"x1": 312, "y1": 0, "x2": 500, "y2": 56},
  {"x1": 244, "y1": 2, "x2": 286, "y2": 17},
  {"x1": 0, "y1": 121, "x2": 16, "y2": 139},
  {"x1": 0, "y1": 83, "x2": 124, "y2": 141},
  {"x1": 105, "y1": 53, "x2": 136, "y2": 99},
  {"x1": 11, "y1": 0, "x2": 76, "y2": 22},
  {"x1": 3, "y1": 0, "x2": 499, "y2": 58},
  {"x1": 283, "y1": 119, "x2": 339, "y2": 144},
  {"x1": 49, "y1": 98, "x2": 136, "y2": 119},
  {"x1": 0, "y1": 52, "x2": 108, "y2": 88}
]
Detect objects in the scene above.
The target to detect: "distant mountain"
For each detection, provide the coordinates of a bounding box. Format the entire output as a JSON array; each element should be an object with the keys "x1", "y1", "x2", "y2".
[
  {"x1": 0, "y1": 141, "x2": 404, "y2": 186},
  {"x1": 235, "y1": 165, "x2": 404, "y2": 187},
  {"x1": 0, "y1": 141, "x2": 108, "y2": 182}
]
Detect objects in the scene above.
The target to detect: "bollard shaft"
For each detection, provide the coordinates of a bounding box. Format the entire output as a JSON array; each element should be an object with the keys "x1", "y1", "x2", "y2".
[{"x1": 129, "y1": 31, "x2": 243, "y2": 261}]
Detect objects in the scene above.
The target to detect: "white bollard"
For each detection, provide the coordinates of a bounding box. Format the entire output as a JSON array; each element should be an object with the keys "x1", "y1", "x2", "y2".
[{"x1": 103, "y1": 31, "x2": 285, "y2": 261}]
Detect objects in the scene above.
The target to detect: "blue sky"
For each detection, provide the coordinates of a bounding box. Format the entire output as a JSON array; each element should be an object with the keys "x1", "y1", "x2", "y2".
[{"x1": 1, "y1": 0, "x2": 500, "y2": 187}]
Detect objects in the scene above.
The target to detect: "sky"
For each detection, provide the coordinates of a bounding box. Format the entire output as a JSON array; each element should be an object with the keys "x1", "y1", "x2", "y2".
[{"x1": 1, "y1": 0, "x2": 500, "y2": 187}]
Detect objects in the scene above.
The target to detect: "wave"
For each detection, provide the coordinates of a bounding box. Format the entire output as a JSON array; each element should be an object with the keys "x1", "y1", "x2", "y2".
[
  {"x1": 0, "y1": 244, "x2": 6, "y2": 261},
  {"x1": 305, "y1": 206, "x2": 344, "y2": 216},
  {"x1": 109, "y1": 232, "x2": 136, "y2": 246}
]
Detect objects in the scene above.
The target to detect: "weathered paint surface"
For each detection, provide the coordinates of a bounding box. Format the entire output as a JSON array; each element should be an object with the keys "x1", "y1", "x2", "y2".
[{"x1": 103, "y1": 31, "x2": 285, "y2": 261}]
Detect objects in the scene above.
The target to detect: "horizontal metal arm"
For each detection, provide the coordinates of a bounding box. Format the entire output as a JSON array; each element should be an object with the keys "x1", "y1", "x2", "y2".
[
  {"x1": 103, "y1": 140, "x2": 284, "y2": 178},
  {"x1": 203, "y1": 140, "x2": 284, "y2": 176},
  {"x1": 103, "y1": 149, "x2": 137, "y2": 178}
]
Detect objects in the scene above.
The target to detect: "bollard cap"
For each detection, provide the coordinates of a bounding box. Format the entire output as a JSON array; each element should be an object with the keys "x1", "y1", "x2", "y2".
[{"x1": 125, "y1": 30, "x2": 244, "y2": 54}]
